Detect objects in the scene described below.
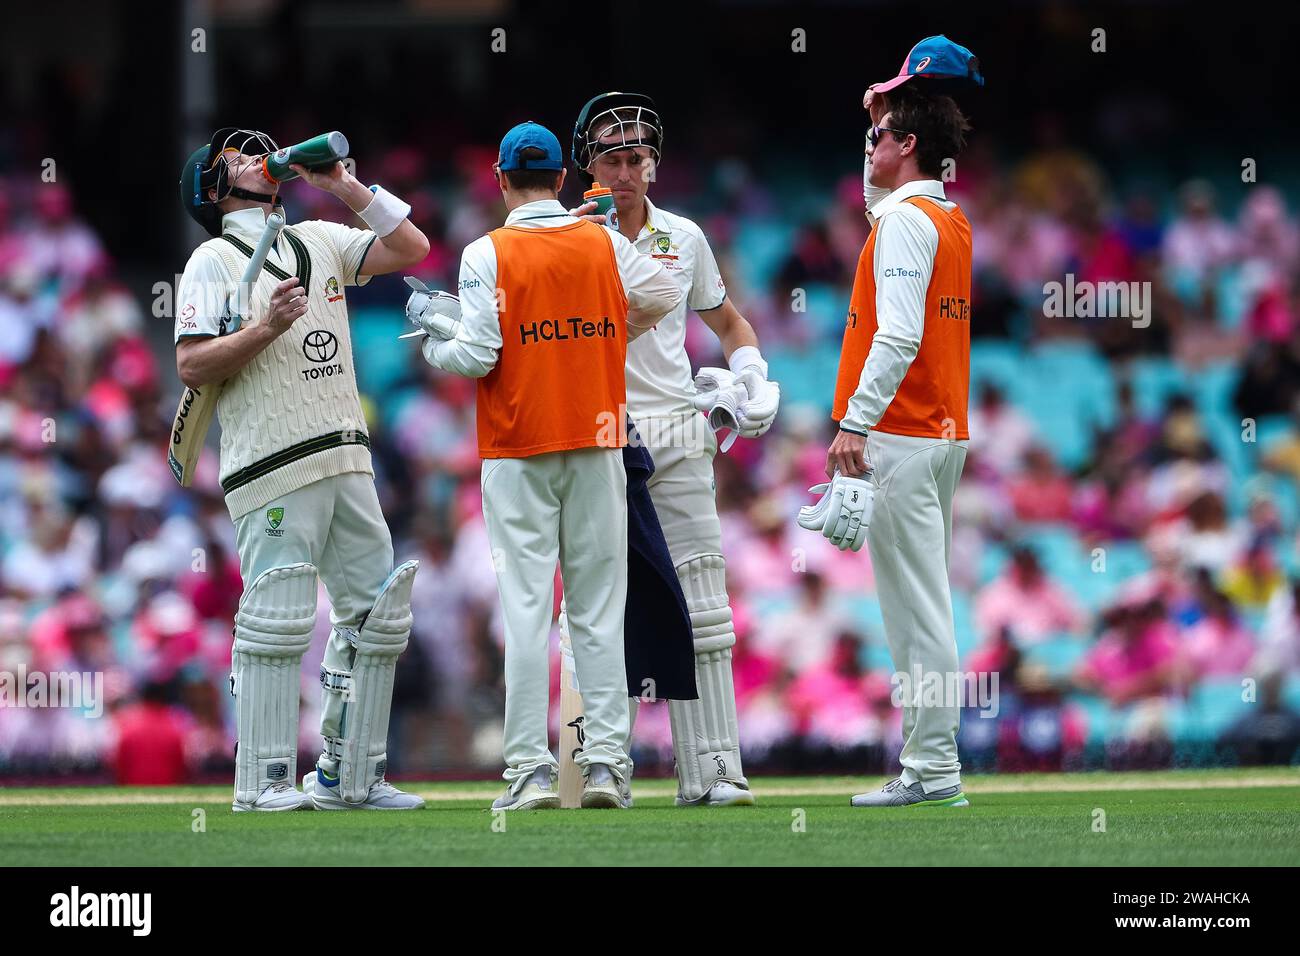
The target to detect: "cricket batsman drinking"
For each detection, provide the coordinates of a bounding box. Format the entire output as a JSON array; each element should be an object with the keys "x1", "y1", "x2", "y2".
[
  {"x1": 805, "y1": 37, "x2": 981, "y2": 807},
  {"x1": 570, "y1": 93, "x2": 781, "y2": 807},
  {"x1": 413, "y1": 122, "x2": 681, "y2": 810},
  {"x1": 174, "y1": 128, "x2": 430, "y2": 811}
]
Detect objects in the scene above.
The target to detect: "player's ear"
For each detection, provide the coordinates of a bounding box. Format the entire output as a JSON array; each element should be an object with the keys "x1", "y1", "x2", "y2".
[{"x1": 556, "y1": 168, "x2": 567, "y2": 193}]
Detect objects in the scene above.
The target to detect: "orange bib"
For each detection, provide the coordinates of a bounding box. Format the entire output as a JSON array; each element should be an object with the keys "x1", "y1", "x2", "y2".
[
  {"x1": 832, "y1": 196, "x2": 972, "y2": 440},
  {"x1": 479, "y1": 220, "x2": 629, "y2": 458}
]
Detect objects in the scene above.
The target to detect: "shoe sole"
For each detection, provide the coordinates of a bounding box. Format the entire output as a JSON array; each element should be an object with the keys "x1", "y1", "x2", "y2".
[
  {"x1": 675, "y1": 791, "x2": 757, "y2": 807},
  {"x1": 495, "y1": 794, "x2": 561, "y2": 812},
  {"x1": 849, "y1": 793, "x2": 970, "y2": 808},
  {"x1": 581, "y1": 788, "x2": 625, "y2": 809},
  {"x1": 231, "y1": 801, "x2": 310, "y2": 813},
  {"x1": 310, "y1": 794, "x2": 425, "y2": 811}
]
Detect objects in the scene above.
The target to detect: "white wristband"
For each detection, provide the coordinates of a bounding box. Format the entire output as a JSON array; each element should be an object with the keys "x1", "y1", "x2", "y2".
[
  {"x1": 728, "y1": 345, "x2": 767, "y2": 379},
  {"x1": 358, "y1": 185, "x2": 411, "y2": 238}
]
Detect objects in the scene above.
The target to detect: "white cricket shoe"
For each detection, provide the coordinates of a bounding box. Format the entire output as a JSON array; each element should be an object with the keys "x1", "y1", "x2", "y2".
[
  {"x1": 232, "y1": 781, "x2": 312, "y2": 813},
  {"x1": 491, "y1": 765, "x2": 560, "y2": 811},
  {"x1": 676, "y1": 780, "x2": 756, "y2": 807},
  {"x1": 303, "y1": 769, "x2": 426, "y2": 810},
  {"x1": 581, "y1": 764, "x2": 631, "y2": 809},
  {"x1": 850, "y1": 777, "x2": 969, "y2": 808}
]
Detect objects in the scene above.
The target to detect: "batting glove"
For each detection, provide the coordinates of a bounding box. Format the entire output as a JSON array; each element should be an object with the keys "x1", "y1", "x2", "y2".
[
  {"x1": 735, "y1": 368, "x2": 781, "y2": 438},
  {"x1": 691, "y1": 367, "x2": 746, "y2": 451},
  {"x1": 796, "y1": 470, "x2": 875, "y2": 552}
]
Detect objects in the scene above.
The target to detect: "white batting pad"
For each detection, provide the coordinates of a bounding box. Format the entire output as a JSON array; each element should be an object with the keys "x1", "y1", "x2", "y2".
[
  {"x1": 317, "y1": 560, "x2": 418, "y2": 804},
  {"x1": 668, "y1": 554, "x2": 748, "y2": 802},
  {"x1": 231, "y1": 563, "x2": 318, "y2": 805}
]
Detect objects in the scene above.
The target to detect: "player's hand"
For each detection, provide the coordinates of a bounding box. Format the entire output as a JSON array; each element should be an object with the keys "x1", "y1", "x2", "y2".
[
  {"x1": 826, "y1": 428, "x2": 868, "y2": 479},
  {"x1": 863, "y1": 86, "x2": 886, "y2": 125},
  {"x1": 567, "y1": 199, "x2": 607, "y2": 225},
  {"x1": 267, "y1": 277, "x2": 308, "y2": 334},
  {"x1": 290, "y1": 161, "x2": 350, "y2": 195}
]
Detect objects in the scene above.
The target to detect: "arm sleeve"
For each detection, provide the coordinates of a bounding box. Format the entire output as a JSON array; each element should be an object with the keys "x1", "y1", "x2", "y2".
[
  {"x1": 687, "y1": 228, "x2": 727, "y2": 312},
  {"x1": 173, "y1": 249, "x2": 228, "y2": 342},
  {"x1": 423, "y1": 236, "x2": 501, "y2": 379},
  {"x1": 610, "y1": 229, "x2": 682, "y2": 328},
  {"x1": 315, "y1": 220, "x2": 379, "y2": 287},
  {"x1": 841, "y1": 205, "x2": 937, "y2": 434},
  {"x1": 863, "y1": 150, "x2": 892, "y2": 225}
]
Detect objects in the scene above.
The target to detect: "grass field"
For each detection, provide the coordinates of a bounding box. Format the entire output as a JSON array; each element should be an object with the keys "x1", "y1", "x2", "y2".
[{"x1": 2, "y1": 768, "x2": 1297, "y2": 866}]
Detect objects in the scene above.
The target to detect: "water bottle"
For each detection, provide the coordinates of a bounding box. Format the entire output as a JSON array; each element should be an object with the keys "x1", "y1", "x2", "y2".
[
  {"x1": 263, "y1": 132, "x2": 350, "y2": 183},
  {"x1": 583, "y1": 181, "x2": 615, "y2": 218}
]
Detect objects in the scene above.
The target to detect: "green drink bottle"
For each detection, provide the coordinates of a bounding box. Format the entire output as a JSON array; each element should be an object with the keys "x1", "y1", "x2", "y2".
[{"x1": 263, "y1": 132, "x2": 350, "y2": 183}]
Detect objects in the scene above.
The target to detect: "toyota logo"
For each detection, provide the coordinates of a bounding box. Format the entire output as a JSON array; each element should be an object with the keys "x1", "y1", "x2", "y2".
[{"x1": 302, "y1": 330, "x2": 339, "y2": 363}]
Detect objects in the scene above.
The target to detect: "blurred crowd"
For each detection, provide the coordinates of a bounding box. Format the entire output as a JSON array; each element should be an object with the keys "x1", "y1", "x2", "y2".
[{"x1": 3, "y1": 132, "x2": 1300, "y2": 784}]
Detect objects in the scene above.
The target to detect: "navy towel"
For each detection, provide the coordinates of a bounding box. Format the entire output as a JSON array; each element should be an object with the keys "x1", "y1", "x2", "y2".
[{"x1": 623, "y1": 421, "x2": 698, "y2": 701}]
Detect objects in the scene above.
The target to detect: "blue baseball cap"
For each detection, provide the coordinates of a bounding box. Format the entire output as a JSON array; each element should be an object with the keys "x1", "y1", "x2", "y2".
[
  {"x1": 498, "y1": 121, "x2": 564, "y2": 171},
  {"x1": 872, "y1": 35, "x2": 984, "y2": 93}
]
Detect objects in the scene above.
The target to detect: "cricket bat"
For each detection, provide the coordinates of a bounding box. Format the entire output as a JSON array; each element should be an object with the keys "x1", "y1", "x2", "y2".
[
  {"x1": 167, "y1": 212, "x2": 285, "y2": 486},
  {"x1": 557, "y1": 620, "x2": 586, "y2": 808}
]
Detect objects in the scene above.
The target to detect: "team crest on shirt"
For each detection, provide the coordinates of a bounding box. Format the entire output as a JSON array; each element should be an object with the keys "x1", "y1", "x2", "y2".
[
  {"x1": 266, "y1": 507, "x2": 285, "y2": 536},
  {"x1": 325, "y1": 276, "x2": 343, "y2": 302},
  {"x1": 650, "y1": 234, "x2": 681, "y2": 270}
]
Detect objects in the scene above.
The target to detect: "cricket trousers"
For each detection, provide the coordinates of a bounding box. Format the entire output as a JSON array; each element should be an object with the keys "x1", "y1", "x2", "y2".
[
  {"x1": 481, "y1": 446, "x2": 631, "y2": 791},
  {"x1": 865, "y1": 430, "x2": 968, "y2": 792},
  {"x1": 636, "y1": 411, "x2": 721, "y2": 564},
  {"x1": 233, "y1": 471, "x2": 394, "y2": 632}
]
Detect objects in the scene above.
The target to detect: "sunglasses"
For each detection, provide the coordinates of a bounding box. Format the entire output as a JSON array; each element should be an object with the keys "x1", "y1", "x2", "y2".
[{"x1": 868, "y1": 125, "x2": 910, "y2": 148}]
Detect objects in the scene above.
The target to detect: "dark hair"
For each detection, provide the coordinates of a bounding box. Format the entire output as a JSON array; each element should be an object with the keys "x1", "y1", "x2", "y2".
[
  {"x1": 883, "y1": 85, "x2": 972, "y2": 179},
  {"x1": 502, "y1": 147, "x2": 562, "y2": 192}
]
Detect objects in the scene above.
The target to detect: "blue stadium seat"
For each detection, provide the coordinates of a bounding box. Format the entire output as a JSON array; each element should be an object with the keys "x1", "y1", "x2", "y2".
[
  {"x1": 1253, "y1": 414, "x2": 1293, "y2": 455},
  {"x1": 1022, "y1": 634, "x2": 1088, "y2": 679},
  {"x1": 1076, "y1": 694, "x2": 1117, "y2": 746},
  {"x1": 351, "y1": 308, "x2": 417, "y2": 396},
  {"x1": 732, "y1": 221, "x2": 796, "y2": 290},
  {"x1": 801, "y1": 282, "x2": 847, "y2": 342},
  {"x1": 1187, "y1": 677, "x2": 1254, "y2": 740},
  {"x1": 866, "y1": 644, "x2": 896, "y2": 671},
  {"x1": 1282, "y1": 675, "x2": 1300, "y2": 713},
  {"x1": 970, "y1": 340, "x2": 1027, "y2": 402},
  {"x1": 1193, "y1": 361, "x2": 1240, "y2": 420},
  {"x1": 952, "y1": 590, "x2": 977, "y2": 656},
  {"x1": 768, "y1": 344, "x2": 840, "y2": 412},
  {"x1": 978, "y1": 541, "x2": 1010, "y2": 587},
  {"x1": 1127, "y1": 356, "x2": 1190, "y2": 418}
]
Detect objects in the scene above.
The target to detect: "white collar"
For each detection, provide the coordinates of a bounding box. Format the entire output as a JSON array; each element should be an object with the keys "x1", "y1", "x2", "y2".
[
  {"x1": 221, "y1": 206, "x2": 280, "y2": 241},
  {"x1": 504, "y1": 198, "x2": 570, "y2": 225},
  {"x1": 868, "y1": 179, "x2": 947, "y2": 221},
  {"x1": 639, "y1": 196, "x2": 671, "y2": 239}
]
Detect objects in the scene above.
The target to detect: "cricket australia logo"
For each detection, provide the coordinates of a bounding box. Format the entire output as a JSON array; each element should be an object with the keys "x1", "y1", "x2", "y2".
[
  {"x1": 266, "y1": 507, "x2": 285, "y2": 537},
  {"x1": 325, "y1": 276, "x2": 343, "y2": 302},
  {"x1": 654, "y1": 235, "x2": 671, "y2": 254}
]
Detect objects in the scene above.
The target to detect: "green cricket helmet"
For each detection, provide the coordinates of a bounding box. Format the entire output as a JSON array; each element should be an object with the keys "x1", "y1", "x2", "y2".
[
  {"x1": 572, "y1": 92, "x2": 663, "y2": 176},
  {"x1": 179, "y1": 127, "x2": 281, "y2": 236}
]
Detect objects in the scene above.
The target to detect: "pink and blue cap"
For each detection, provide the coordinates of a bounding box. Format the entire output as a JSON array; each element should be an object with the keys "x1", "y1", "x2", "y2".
[{"x1": 871, "y1": 35, "x2": 984, "y2": 93}]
